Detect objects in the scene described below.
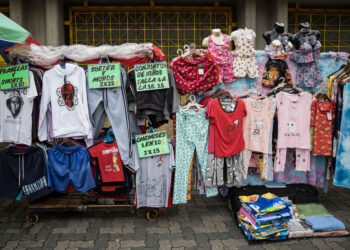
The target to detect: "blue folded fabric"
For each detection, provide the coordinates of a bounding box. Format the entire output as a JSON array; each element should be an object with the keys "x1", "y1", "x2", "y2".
[{"x1": 305, "y1": 216, "x2": 345, "y2": 231}]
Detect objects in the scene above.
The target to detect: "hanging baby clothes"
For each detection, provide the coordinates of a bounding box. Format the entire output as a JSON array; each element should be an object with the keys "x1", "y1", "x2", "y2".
[
  {"x1": 334, "y1": 82, "x2": 350, "y2": 189},
  {"x1": 207, "y1": 35, "x2": 235, "y2": 83},
  {"x1": 170, "y1": 50, "x2": 220, "y2": 95},
  {"x1": 310, "y1": 99, "x2": 334, "y2": 156},
  {"x1": 290, "y1": 41, "x2": 322, "y2": 88},
  {"x1": 173, "y1": 108, "x2": 218, "y2": 204},
  {"x1": 274, "y1": 92, "x2": 312, "y2": 172},
  {"x1": 262, "y1": 40, "x2": 293, "y2": 88},
  {"x1": 242, "y1": 97, "x2": 276, "y2": 180},
  {"x1": 231, "y1": 28, "x2": 259, "y2": 78}
]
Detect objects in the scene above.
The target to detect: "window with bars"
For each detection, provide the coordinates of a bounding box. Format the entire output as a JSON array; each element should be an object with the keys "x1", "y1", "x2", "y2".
[
  {"x1": 288, "y1": 11, "x2": 350, "y2": 53},
  {"x1": 69, "y1": 7, "x2": 232, "y2": 62}
]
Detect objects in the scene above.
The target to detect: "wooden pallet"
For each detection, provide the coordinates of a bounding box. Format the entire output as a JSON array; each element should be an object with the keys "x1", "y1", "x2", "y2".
[{"x1": 25, "y1": 192, "x2": 159, "y2": 224}]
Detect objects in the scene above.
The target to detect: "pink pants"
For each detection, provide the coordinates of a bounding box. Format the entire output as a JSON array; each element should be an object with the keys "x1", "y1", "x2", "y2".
[{"x1": 274, "y1": 148, "x2": 310, "y2": 172}]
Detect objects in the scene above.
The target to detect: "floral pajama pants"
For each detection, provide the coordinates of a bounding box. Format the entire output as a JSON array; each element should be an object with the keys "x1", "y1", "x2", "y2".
[{"x1": 173, "y1": 109, "x2": 218, "y2": 204}]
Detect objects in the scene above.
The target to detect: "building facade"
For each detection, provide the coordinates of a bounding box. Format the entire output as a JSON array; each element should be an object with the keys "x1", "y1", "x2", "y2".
[{"x1": 2, "y1": 0, "x2": 350, "y2": 61}]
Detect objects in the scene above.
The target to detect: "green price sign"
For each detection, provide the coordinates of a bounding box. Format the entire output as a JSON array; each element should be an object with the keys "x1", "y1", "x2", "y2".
[
  {"x1": 88, "y1": 63, "x2": 121, "y2": 89},
  {"x1": 0, "y1": 63, "x2": 29, "y2": 90},
  {"x1": 134, "y1": 62, "x2": 169, "y2": 92},
  {"x1": 135, "y1": 131, "x2": 170, "y2": 158}
]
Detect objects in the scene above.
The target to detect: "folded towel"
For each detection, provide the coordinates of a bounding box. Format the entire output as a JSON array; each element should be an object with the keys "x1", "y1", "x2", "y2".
[{"x1": 305, "y1": 216, "x2": 345, "y2": 232}]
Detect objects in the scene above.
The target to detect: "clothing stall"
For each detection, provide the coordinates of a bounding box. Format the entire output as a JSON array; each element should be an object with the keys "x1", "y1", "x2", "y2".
[{"x1": 1, "y1": 19, "x2": 350, "y2": 240}]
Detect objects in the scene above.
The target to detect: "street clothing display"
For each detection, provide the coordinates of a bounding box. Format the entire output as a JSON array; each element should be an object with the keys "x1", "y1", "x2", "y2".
[
  {"x1": 0, "y1": 27, "x2": 349, "y2": 240},
  {"x1": 170, "y1": 50, "x2": 220, "y2": 94},
  {"x1": 207, "y1": 34, "x2": 235, "y2": 83},
  {"x1": 0, "y1": 71, "x2": 37, "y2": 146},
  {"x1": 86, "y1": 67, "x2": 132, "y2": 165},
  {"x1": 47, "y1": 145, "x2": 96, "y2": 193},
  {"x1": 0, "y1": 145, "x2": 51, "y2": 201},
  {"x1": 38, "y1": 63, "x2": 93, "y2": 141},
  {"x1": 231, "y1": 28, "x2": 259, "y2": 78}
]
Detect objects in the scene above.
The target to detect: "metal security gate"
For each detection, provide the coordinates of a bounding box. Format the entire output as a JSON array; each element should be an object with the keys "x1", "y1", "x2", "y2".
[
  {"x1": 68, "y1": 5, "x2": 232, "y2": 62},
  {"x1": 289, "y1": 5, "x2": 350, "y2": 53}
]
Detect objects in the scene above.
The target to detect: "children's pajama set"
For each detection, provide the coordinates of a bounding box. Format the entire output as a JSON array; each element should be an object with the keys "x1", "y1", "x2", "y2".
[
  {"x1": 274, "y1": 92, "x2": 313, "y2": 172},
  {"x1": 242, "y1": 97, "x2": 276, "y2": 180}
]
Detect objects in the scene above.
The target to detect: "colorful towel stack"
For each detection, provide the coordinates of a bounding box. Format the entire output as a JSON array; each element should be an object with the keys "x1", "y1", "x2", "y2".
[{"x1": 237, "y1": 193, "x2": 292, "y2": 240}]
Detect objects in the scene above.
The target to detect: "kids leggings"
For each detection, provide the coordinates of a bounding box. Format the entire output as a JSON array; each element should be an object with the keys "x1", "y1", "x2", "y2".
[{"x1": 173, "y1": 109, "x2": 218, "y2": 204}]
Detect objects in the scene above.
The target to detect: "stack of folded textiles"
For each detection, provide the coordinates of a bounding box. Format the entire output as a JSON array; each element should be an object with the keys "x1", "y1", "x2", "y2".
[{"x1": 237, "y1": 192, "x2": 292, "y2": 240}]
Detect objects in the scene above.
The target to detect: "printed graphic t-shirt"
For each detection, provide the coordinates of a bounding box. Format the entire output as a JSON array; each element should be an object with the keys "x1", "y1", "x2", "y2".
[
  {"x1": 243, "y1": 97, "x2": 276, "y2": 154},
  {"x1": 276, "y1": 92, "x2": 312, "y2": 149},
  {"x1": 0, "y1": 71, "x2": 37, "y2": 145},
  {"x1": 207, "y1": 98, "x2": 247, "y2": 157},
  {"x1": 131, "y1": 143, "x2": 174, "y2": 209},
  {"x1": 88, "y1": 141, "x2": 125, "y2": 183}
]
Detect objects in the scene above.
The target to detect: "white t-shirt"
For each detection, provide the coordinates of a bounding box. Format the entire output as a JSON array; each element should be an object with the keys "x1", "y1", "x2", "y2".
[
  {"x1": 0, "y1": 71, "x2": 37, "y2": 145},
  {"x1": 131, "y1": 143, "x2": 174, "y2": 208}
]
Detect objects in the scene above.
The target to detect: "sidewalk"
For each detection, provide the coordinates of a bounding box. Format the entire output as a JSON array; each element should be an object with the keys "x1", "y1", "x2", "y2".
[{"x1": 0, "y1": 184, "x2": 349, "y2": 250}]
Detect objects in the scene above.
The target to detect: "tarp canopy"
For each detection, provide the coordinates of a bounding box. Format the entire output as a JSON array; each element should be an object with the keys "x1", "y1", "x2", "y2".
[{"x1": 0, "y1": 13, "x2": 38, "y2": 66}]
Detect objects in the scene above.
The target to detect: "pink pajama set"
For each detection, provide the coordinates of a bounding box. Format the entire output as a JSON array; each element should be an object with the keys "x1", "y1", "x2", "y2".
[
  {"x1": 242, "y1": 97, "x2": 276, "y2": 180},
  {"x1": 274, "y1": 92, "x2": 312, "y2": 172},
  {"x1": 207, "y1": 35, "x2": 236, "y2": 83}
]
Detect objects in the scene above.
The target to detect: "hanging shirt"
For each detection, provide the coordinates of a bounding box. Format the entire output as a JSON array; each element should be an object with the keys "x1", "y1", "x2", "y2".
[
  {"x1": 131, "y1": 143, "x2": 174, "y2": 209},
  {"x1": 310, "y1": 99, "x2": 335, "y2": 156},
  {"x1": 276, "y1": 92, "x2": 312, "y2": 149},
  {"x1": 243, "y1": 97, "x2": 276, "y2": 154},
  {"x1": 207, "y1": 97, "x2": 247, "y2": 157},
  {"x1": 88, "y1": 141, "x2": 125, "y2": 183},
  {"x1": 38, "y1": 63, "x2": 93, "y2": 141},
  {"x1": 0, "y1": 71, "x2": 37, "y2": 146}
]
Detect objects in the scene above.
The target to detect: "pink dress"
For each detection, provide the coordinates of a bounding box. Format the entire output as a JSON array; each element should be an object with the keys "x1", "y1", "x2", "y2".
[{"x1": 207, "y1": 35, "x2": 236, "y2": 83}]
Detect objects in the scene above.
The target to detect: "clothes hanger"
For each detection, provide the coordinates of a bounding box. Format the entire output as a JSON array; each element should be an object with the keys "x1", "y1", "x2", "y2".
[
  {"x1": 59, "y1": 137, "x2": 80, "y2": 146},
  {"x1": 211, "y1": 89, "x2": 230, "y2": 99},
  {"x1": 59, "y1": 54, "x2": 66, "y2": 69},
  {"x1": 182, "y1": 44, "x2": 204, "y2": 58},
  {"x1": 100, "y1": 53, "x2": 111, "y2": 64},
  {"x1": 104, "y1": 128, "x2": 115, "y2": 143},
  {"x1": 182, "y1": 95, "x2": 204, "y2": 110}
]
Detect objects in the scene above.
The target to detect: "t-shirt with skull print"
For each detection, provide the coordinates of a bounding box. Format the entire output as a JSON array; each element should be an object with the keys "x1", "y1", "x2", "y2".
[
  {"x1": 0, "y1": 71, "x2": 37, "y2": 145},
  {"x1": 243, "y1": 96, "x2": 276, "y2": 154},
  {"x1": 276, "y1": 92, "x2": 312, "y2": 149}
]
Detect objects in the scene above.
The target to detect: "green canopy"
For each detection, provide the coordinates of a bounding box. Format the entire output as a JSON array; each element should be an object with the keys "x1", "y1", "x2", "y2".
[{"x1": 0, "y1": 13, "x2": 30, "y2": 43}]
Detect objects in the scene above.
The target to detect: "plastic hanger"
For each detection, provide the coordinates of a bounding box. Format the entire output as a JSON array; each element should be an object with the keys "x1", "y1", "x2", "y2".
[
  {"x1": 59, "y1": 138, "x2": 80, "y2": 146},
  {"x1": 182, "y1": 95, "x2": 204, "y2": 110},
  {"x1": 104, "y1": 128, "x2": 115, "y2": 143},
  {"x1": 100, "y1": 53, "x2": 111, "y2": 64},
  {"x1": 182, "y1": 44, "x2": 204, "y2": 59},
  {"x1": 59, "y1": 54, "x2": 66, "y2": 69}
]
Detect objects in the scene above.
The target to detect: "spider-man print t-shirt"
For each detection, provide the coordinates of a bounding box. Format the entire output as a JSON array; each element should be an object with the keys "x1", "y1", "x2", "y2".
[{"x1": 207, "y1": 98, "x2": 247, "y2": 157}]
